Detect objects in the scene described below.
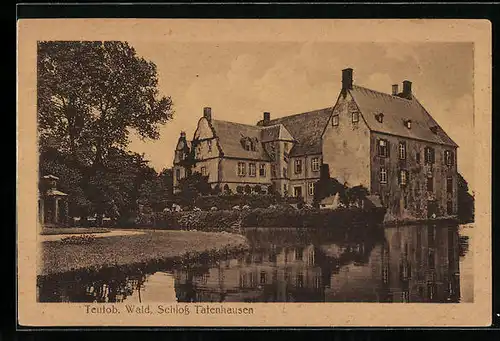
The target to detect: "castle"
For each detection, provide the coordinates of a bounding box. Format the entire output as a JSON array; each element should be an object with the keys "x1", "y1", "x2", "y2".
[{"x1": 173, "y1": 68, "x2": 458, "y2": 220}]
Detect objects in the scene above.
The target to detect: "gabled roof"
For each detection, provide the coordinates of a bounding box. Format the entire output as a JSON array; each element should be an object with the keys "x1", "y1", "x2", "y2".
[
  {"x1": 264, "y1": 107, "x2": 333, "y2": 156},
  {"x1": 261, "y1": 124, "x2": 295, "y2": 143},
  {"x1": 349, "y1": 85, "x2": 458, "y2": 147},
  {"x1": 210, "y1": 120, "x2": 272, "y2": 161}
]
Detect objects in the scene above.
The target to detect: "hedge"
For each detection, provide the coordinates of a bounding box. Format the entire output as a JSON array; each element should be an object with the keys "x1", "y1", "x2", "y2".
[
  {"x1": 152, "y1": 210, "x2": 246, "y2": 233},
  {"x1": 241, "y1": 207, "x2": 386, "y2": 228}
]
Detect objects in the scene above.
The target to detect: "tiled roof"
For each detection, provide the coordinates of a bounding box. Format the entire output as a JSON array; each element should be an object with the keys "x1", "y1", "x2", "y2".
[
  {"x1": 349, "y1": 85, "x2": 458, "y2": 147},
  {"x1": 264, "y1": 107, "x2": 333, "y2": 156},
  {"x1": 261, "y1": 124, "x2": 295, "y2": 143},
  {"x1": 210, "y1": 120, "x2": 272, "y2": 161}
]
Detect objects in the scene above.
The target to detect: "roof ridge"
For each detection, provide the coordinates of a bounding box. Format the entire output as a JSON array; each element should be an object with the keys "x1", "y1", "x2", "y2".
[
  {"x1": 268, "y1": 106, "x2": 334, "y2": 123},
  {"x1": 352, "y1": 85, "x2": 412, "y2": 102},
  {"x1": 212, "y1": 118, "x2": 263, "y2": 129}
]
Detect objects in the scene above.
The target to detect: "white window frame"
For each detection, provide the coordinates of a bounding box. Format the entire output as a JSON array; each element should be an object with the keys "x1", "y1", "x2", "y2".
[
  {"x1": 308, "y1": 182, "x2": 315, "y2": 196},
  {"x1": 259, "y1": 163, "x2": 266, "y2": 177},
  {"x1": 378, "y1": 139, "x2": 388, "y2": 158},
  {"x1": 249, "y1": 163, "x2": 256, "y2": 177},
  {"x1": 352, "y1": 111, "x2": 359, "y2": 123},
  {"x1": 400, "y1": 169, "x2": 408, "y2": 186},
  {"x1": 399, "y1": 142, "x2": 406, "y2": 160},
  {"x1": 294, "y1": 159, "x2": 303, "y2": 174},
  {"x1": 311, "y1": 157, "x2": 320, "y2": 172},
  {"x1": 380, "y1": 167, "x2": 387, "y2": 184},
  {"x1": 237, "y1": 162, "x2": 246, "y2": 177},
  {"x1": 332, "y1": 115, "x2": 339, "y2": 126}
]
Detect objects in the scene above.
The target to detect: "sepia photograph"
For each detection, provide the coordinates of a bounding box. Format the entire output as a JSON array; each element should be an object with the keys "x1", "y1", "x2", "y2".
[{"x1": 17, "y1": 19, "x2": 491, "y2": 327}]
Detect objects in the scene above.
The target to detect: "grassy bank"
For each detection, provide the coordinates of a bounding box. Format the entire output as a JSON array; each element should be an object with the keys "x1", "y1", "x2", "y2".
[
  {"x1": 40, "y1": 227, "x2": 111, "y2": 235},
  {"x1": 39, "y1": 230, "x2": 248, "y2": 276}
]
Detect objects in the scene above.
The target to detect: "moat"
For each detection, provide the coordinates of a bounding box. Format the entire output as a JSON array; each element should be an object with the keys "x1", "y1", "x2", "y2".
[{"x1": 37, "y1": 223, "x2": 473, "y2": 303}]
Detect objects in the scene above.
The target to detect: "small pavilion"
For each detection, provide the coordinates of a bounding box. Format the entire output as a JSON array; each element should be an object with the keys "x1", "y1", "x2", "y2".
[{"x1": 38, "y1": 175, "x2": 69, "y2": 227}]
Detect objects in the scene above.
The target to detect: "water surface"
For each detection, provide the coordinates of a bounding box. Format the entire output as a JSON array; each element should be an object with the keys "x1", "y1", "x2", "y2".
[{"x1": 38, "y1": 224, "x2": 473, "y2": 303}]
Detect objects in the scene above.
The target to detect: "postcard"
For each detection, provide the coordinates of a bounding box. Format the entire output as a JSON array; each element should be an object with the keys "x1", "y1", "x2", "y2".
[{"x1": 17, "y1": 19, "x2": 492, "y2": 327}]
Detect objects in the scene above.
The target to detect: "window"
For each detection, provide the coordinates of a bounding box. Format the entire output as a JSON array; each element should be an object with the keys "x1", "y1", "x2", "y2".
[
  {"x1": 237, "y1": 162, "x2": 246, "y2": 177},
  {"x1": 201, "y1": 166, "x2": 207, "y2": 177},
  {"x1": 426, "y1": 175, "x2": 434, "y2": 192},
  {"x1": 260, "y1": 271, "x2": 267, "y2": 284},
  {"x1": 175, "y1": 168, "x2": 181, "y2": 181},
  {"x1": 352, "y1": 111, "x2": 359, "y2": 123},
  {"x1": 332, "y1": 115, "x2": 339, "y2": 126},
  {"x1": 424, "y1": 147, "x2": 435, "y2": 164},
  {"x1": 308, "y1": 182, "x2": 315, "y2": 196},
  {"x1": 399, "y1": 169, "x2": 408, "y2": 186},
  {"x1": 311, "y1": 157, "x2": 320, "y2": 172},
  {"x1": 271, "y1": 164, "x2": 277, "y2": 178},
  {"x1": 249, "y1": 163, "x2": 256, "y2": 177},
  {"x1": 399, "y1": 142, "x2": 406, "y2": 160},
  {"x1": 445, "y1": 150, "x2": 455, "y2": 166},
  {"x1": 207, "y1": 140, "x2": 212, "y2": 152},
  {"x1": 259, "y1": 164, "x2": 266, "y2": 177},
  {"x1": 447, "y1": 201, "x2": 453, "y2": 215},
  {"x1": 447, "y1": 176, "x2": 453, "y2": 193},
  {"x1": 284, "y1": 142, "x2": 289, "y2": 153},
  {"x1": 283, "y1": 167, "x2": 287, "y2": 178},
  {"x1": 380, "y1": 167, "x2": 387, "y2": 184},
  {"x1": 244, "y1": 140, "x2": 251, "y2": 151},
  {"x1": 416, "y1": 152, "x2": 421, "y2": 164},
  {"x1": 294, "y1": 159, "x2": 303, "y2": 174},
  {"x1": 378, "y1": 139, "x2": 389, "y2": 157},
  {"x1": 251, "y1": 140, "x2": 256, "y2": 152},
  {"x1": 296, "y1": 273, "x2": 304, "y2": 288},
  {"x1": 283, "y1": 184, "x2": 288, "y2": 195},
  {"x1": 405, "y1": 120, "x2": 412, "y2": 129}
]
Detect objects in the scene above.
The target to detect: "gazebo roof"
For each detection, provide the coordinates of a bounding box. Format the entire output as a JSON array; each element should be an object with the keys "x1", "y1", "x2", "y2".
[{"x1": 46, "y1": 189, "x2": 68, "y2": 196}]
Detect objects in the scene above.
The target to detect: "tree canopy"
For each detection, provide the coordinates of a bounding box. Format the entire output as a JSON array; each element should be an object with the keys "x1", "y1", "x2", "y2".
[
  {"x1": 38, "y1": 41, "x2": 173, "y2": 166},
  {"x1": 38, "y1": 41, "x2": 175, "y2": 221}
]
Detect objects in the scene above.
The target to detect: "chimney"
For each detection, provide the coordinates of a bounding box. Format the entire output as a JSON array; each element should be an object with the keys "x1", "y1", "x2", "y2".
[
  {"x1": 263, "y1": 112, "x2": 271, "y2": 126},
  {"x1": 402, "y1": 80, "x2": 412, "y2": 98},
  {"x1": 392, "y1": 84, "x2": 399, "y2": 96},
  {"x1": 180, "y1": 131, "x2": 186, "y2": 138},
  {"x1": 203, "y1": 107, "x2": 212, "y2": 122},
  {"x1": 342, "y1": 68, "x2": 353, "y2": 91}
]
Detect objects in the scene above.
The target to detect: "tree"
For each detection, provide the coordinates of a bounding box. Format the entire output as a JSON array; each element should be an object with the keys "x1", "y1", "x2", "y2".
[
  {"x1": 345, "y1": 185, "x2": 370, "y2": 208},
  {"x1": 313, "y1": 164, "x2": 346, "y2": 206},
  {"x1": 253, "y1": 184, "x2": 262, "y2": 194},
  {"x1": 244, "y1": 185, "x2": 252, "y2": 195},
  {"x1": 37, "y1": 41, "x2": 173, "y2": 167},
  {"x1": 177, "y1": 172, "x2": 212, "y2": 204},
  {"x1": 457, "y1": 173, "x2": 475, "y2": 223},
  {"x1": 223, "y1": 184, "x2": 232, "y2": 195},
  {"x1": 236, "y1": 186, "x2": 244, "y2": 194}
]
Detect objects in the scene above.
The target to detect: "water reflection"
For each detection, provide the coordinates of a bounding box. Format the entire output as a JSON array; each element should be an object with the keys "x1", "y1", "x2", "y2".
[{"x1": 37, "y1": 224, "x2": 472, "y2": 303}]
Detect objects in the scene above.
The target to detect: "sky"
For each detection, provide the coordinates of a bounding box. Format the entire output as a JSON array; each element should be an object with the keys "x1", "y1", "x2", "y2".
[{"x1": 126, "y1": 41, "x2": 475, "y2": 192}]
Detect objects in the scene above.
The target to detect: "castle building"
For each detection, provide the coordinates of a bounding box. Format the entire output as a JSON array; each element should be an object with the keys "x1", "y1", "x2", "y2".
[{"x1": 173, "y1": 68, "x2": 458, "y2": 219}]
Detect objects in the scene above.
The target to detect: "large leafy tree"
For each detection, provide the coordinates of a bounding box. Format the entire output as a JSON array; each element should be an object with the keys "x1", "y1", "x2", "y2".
[{"x1": 37, "y1": 41, "x2": 173, "y2": 166}]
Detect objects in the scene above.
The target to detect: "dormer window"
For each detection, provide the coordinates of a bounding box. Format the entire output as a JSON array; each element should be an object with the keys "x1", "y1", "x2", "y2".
[
  {"x1": 405, "y1": 119, "x2": 412, "y2": 129},
  {"x1": 375, "y1": 113, "x2": 384, "y2": 123},
  {"x1": 430, "y1": 125, "x2": 439, "y2": 134},
  {"x1": 332, "y1": 115, "x2": 339, "y2": 126}
]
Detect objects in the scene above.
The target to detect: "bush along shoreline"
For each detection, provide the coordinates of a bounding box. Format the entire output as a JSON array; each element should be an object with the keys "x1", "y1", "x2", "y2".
[{"x1": 126, "y1": 205, "x2": 387, "y2": 232}]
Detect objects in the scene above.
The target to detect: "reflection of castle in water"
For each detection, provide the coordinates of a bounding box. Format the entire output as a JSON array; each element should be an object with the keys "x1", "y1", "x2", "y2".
[
  {"x1": 173, "y1": 226, "x2": 461, "y2": 303},
  {"x1": 37, "y1": 225, "x2": 464, "y2": 303}
]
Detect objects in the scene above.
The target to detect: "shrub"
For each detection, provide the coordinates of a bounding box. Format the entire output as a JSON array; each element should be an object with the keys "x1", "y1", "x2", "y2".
[
  {"x1": 244, "y1": 185, "x2": 252, "y2": 194},
  {"x1": 60, "y1": 234, "x2": 96, "y2": 245},
  {"x1": 253, "y1": 184, "x2": 262, "y2": 194},
  {"x1": 236, "y1": 186, "x2": 244, "y2": 194}
]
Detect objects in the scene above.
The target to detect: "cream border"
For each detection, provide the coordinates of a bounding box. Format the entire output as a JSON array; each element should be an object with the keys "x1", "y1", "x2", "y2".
[{"x1": 17, "y1": 19, "x2": 492, "y2": 327}]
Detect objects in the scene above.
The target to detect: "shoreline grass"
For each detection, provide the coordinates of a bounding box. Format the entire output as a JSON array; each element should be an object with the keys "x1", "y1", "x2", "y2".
[
  {"x1": 40, "y1": 227, "x2": 111, "y2": 235},
  {"x1": 39, "y1": 230, "x2": 248, "y2": 276}
]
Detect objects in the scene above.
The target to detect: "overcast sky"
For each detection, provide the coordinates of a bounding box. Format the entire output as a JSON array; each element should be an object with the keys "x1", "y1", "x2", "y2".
[{"x1": 127, "y1": 41, "x2": 474, "y2": 192}]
